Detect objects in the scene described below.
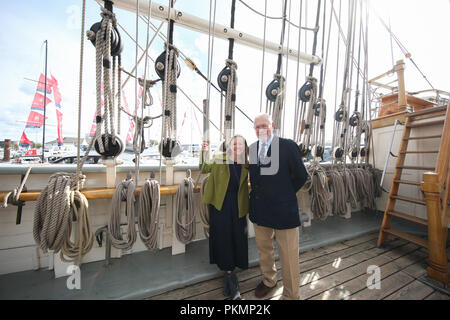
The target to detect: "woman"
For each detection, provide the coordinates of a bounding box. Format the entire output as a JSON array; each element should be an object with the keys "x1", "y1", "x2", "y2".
[{"x1": 199, "y1": 135, "x2": 249, "y2": 300}]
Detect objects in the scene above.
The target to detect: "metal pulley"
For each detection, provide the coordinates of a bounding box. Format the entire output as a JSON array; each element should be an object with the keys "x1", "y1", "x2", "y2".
[
  {"x1": 312, "y1": 145, "x2": 324, "y2": 159},
  {"x1": 298, "y1": 143, "x2": 311, "y2": 159},
  {"x1": 334, "y1": 108, "x2": 347, "y2": 122},
  {"x1": 87, "y1": 21, "x2": 123, "y2": 57},
  {"x1": 298, "y1": 81, "x2": 314, "y2": 103},
  {"x1": 313, "y1": 100, "x2": 326, "y2": 117},
  {"x1": 360, "y1": 147, "x2": 368, "y2": 158},
  {"x1": 349, "y1": 113, "x2": 360, "y2": 127},
  {"x1": 159, "y1": 138, "x2": 182, "y2": 159},
  {"x1": 348, "y1": 147, "x2": 358, "y2": 160},
  {"x1": 217, "y1": 66, "x2": 231, "y2": 92},
  {"x1": 154, "y1": 50, "x2": 181, "y2": 81},
  {"x1": 265, "y1": 79, "x2": 280, "y2": 102},
  {"x1": 333, "y1": 146, "x2": 344, "y2": 160},
  {"x1": 94, "y1": 134, "x2": 124, "y2": 158}
]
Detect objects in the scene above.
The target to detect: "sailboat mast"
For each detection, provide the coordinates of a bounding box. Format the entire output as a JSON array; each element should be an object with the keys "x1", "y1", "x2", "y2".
[{"x1": 41, "y1": 40, "x2": 48, "y2": 163}]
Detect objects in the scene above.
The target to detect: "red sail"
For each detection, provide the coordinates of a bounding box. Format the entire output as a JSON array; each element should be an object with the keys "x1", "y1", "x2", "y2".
[
  {"x1": 36, "y1": 73, "x2": 53, "y2": 95},
  {"x1": 51, "y1": 75, "x2": 64, "y2": 146},
  {"x1": 56, "y1": 110, "x2": 63, "y2": 146},
  {"x1": 19, "y1": 131, "x2": 32, "y2": 146},
  {"x1": 25, "y1": 111, "x2": 46, "y2": 128},
  {"x1": 30, "y1": 92, "x2": 52, "y2": 111}
]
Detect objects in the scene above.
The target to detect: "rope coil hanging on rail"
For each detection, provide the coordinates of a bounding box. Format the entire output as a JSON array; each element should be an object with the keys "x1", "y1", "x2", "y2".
[
  {"x1": 138, "y1": 178, "x2": 160, "y2": 251},
  {"x1": 33, "y1": 173, "x2": 93, "y2": 264},
  {"x1": 175, "y1": 170, "x2": 196, "y2": 244},
  {"x1": 108, "y1": 178, "x2": 137, "y2": 251}
]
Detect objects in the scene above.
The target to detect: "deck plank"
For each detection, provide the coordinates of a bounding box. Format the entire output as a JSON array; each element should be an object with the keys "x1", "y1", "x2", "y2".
[
  {"x1": 147, "y1": 232, "x2": 437, "y2": 301},
  {"x1": 310, "y1": 248, "x2": 427, "y2": 300},
  {"x1": 349, "y1": 272, "x2": 415, "y2": 300},
  {"x1": 383, "y1": 280, "x2": 435, "y2": 300},
  {"x1": 424, "y1": 291, "x2": 450, "y2": 300},
  {"x1": 149, "y1": 233, "x2": 380, "y2": 300}
]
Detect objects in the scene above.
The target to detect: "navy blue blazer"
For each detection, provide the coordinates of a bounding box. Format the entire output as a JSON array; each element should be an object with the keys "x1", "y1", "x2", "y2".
[{"x1": 249, "y1": 136, "x2": 309, "y2": 229}]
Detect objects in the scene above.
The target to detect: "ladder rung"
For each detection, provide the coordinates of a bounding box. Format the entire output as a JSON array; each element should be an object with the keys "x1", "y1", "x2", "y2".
[
  {"x1": 387, "y1": 210, "x2": 428, "y2": 226},
  {"x1": 396, "y1": 166, "x2": 435, "y2": 171},
  {"x1": 400, "y1": 151, "x2": 439, "y2": 154},
  {"x1": 393, "y1": 180, "x2": 421, "y2": 186},
  {"x1": 383, "y1": 228, "x2": 428, "y2": 248},
  {"x1": 404, "y1": 135, "x2": 441, "y2": 140},
  {"x1": 390, "y1": 195, "x2": 426, "y2": 205},
  {"x1": 406, "y1": 120, "x2": 445, "y2": 128}
]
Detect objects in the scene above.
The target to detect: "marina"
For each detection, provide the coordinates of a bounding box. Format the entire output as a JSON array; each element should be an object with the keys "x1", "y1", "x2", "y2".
[{"x1": 0, "y1": 0, "x2": 448, "y2": 302}]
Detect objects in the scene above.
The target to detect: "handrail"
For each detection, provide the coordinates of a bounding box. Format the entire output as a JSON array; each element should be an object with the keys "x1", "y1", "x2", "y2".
[
  {"x1": 435, "y1": 101, "x2": 450, "y2": 184},
  {"x1": 0, "y1": 184, "x2": 201, "y2": 202}
]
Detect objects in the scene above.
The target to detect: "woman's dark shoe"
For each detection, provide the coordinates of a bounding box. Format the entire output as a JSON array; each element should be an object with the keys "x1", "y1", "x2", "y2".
[
  {"x1": 228, "y1": 272, "x2": 241, "y2": 300},
  {"x1": 223, "y1": 273, "x2": 231, "y2": 297}
]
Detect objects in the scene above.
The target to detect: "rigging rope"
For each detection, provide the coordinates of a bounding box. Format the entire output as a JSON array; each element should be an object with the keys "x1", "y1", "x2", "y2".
[
  {"x1": 265, "y1": 0, "x2": 288, "y2": 131},
  {"x1": 218, "y1": 0, "x2": 238, "y2": 144},
  {"x1": 156, "y1": 0, "x2": 181, "y2": 159},
  {"x1": 86, "y1": 5, "x2": 124, "y2": 158}
]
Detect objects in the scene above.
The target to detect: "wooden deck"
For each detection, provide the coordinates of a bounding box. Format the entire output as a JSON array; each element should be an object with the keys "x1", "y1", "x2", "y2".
[{"x1": 147, "y1": 232, "x2": 450, "y2": 300}]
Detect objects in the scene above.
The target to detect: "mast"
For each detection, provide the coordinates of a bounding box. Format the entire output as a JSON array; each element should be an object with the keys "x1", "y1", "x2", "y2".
[{"x1": 41, "y1": 40, "x2": 48, "y2": 163}]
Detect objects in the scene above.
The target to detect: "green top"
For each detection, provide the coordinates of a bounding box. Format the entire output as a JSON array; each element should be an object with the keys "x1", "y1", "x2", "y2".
[{"x1": 199, "y1": 151, "x2": 249, "y2": 218}]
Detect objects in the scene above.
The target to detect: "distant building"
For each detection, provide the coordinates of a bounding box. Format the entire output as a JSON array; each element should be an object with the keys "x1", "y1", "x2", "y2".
[{"x1": 46, "y1": 137, "x2": 84, "y2": 147}]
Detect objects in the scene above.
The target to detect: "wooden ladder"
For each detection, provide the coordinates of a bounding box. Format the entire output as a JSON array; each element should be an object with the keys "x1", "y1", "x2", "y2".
[{"x1": 377, "y1": 104, "x2": 450, "y2": 284}]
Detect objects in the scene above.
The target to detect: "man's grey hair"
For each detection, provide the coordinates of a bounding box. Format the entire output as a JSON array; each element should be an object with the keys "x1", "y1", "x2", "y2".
[{"x1": 254, "y1": 113, "x2": 273, "y2": 125}]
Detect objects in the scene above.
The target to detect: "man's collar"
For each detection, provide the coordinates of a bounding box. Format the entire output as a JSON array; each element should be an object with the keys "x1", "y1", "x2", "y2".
[{"x1": 259, "y1": 134, "x2": 274, "y2": 147}]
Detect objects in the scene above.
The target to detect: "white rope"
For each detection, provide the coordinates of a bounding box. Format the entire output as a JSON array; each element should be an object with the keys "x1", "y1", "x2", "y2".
[
  {"x1": 271, "y1": 74, "x2": 285, "y2": 131},
  {"x1": 108, "y1": 179, "x2": 137, "y2": 251},
  {"x1": 138, "y1": 178, "x2": 160, "y2": 251},
  {"x1": 33, "y1": 173, "x2": 93, "y2": 264},
  {"x1": 1, "y1": 167, "x2": 31, "y2": 209},
  {"x1": 301, "y1": 162, "x2": 331, "y2": 221},
  {"x1": 175, "y1": 171, "x2": 196, "y2": 244},
  {"x1": 327, "y1": 166, "x2": 348, "y2": 217},
  {"x1": 86, "y1": 6, "x2": 121, "y2": 155}
]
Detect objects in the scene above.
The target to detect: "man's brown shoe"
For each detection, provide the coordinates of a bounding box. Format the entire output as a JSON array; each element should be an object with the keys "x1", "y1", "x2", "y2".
[{"x1": 255, "y1": 281, "x2": 276, "y2": 298}]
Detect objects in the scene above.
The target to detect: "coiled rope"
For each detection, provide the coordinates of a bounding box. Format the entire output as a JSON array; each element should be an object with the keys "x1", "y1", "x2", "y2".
[
  {"x1": 138, "y1": 179, "x2": 160, "y2": 251},
  {"x1": 327, "y1": 167, "x2": 348, "y2": 217},
  {"x1": 108, "y1": 179, "x2": 137, "y2": 251},
  {"x1": 33, "y1": 173, "x2": 93, "y2": 264},
  {"x1": 175, "y1": 171, "x2": 196, "y2": 244},
  {"x1": 301, "y1": 162, "x2": 331, "y2": 221},
  {"x1": 342, "y1": 167, "x2": 358, "y2": 208}
]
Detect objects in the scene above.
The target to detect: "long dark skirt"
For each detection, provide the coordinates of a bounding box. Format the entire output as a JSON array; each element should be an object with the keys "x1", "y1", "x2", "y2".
[{"x1": 208, "y1": 164, "x2": 248, "y2": 271}]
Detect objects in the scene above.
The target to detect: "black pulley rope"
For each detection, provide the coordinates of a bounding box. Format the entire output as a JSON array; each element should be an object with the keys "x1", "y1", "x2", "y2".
[
  {"x1": 308, "y1": 0, "x2": 322, "y2": 78},
  {"x1": 276, "y1": 0, "x2": 288, "y2": 75}
]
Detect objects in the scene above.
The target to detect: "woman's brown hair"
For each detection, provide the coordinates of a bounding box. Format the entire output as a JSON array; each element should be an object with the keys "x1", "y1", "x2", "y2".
[{"x1": 225, "y1": 135, "x2": 249, "y2": 168}]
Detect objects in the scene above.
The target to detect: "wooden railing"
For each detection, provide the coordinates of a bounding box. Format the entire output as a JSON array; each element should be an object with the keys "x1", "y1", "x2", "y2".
[{"x1": 421, "y1": 100, "x2": 450, "y2": 284}]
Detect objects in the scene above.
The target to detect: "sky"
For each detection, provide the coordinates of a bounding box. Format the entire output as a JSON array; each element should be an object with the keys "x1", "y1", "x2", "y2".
[{"x1": 0, "y1": 0, "x2": 449, "y2": 148}]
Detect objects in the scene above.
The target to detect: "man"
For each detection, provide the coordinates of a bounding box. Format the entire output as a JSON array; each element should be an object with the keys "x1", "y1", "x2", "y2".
[{"x1": 249, "y1": 113, "x2": 309, "y2": 300}]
